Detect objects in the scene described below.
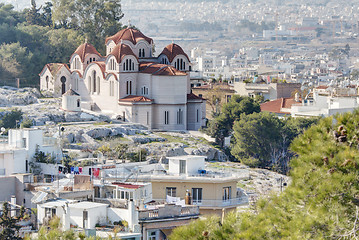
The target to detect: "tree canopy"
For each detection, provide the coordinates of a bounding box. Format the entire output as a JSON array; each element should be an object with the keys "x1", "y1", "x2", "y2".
[
  {"x1": 0, "y1": 0, "x2": 125, "y2": 87},
  {"x1": 231, "y1": 112, "x2": 319, "y2": 173},
  {"x1": 171, "y1": 110, "x2": 359, "y2": 239},
  {"x1": 205, "y1": 95, "x2": 261, "y2": 145}
]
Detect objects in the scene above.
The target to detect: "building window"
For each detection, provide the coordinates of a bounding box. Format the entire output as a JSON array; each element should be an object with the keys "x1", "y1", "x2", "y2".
[
  {"x1": 60, "y1": 76, "x2": 66, "y2": 95},
  {"x1": 45, "y1": 208, "x2": 56, "y2": 218},
  {"x1": 166, "y1": 187, "x2": 176, "y2": 197},
  {"x1": 110, "y1": 81, "x2": 114, "y2": 96},
  {"x1": 179, "y1": 160, "x2": 186, "y2": 174},
  {"x1": 88, "y1": 77, "x2": 91, "y2": 93},
  {"x1": 226, "y1": 95, "x2": 232, "y2": 103},
  {"x1": 96, "y1": 76, "x2": 100, "y2": 94},
  {"x1": 223, "y1": 186, "x2": 231, "y2": 202},
  {"x1": 46, "y1": 76, "x2": 49, "y2": 89},
  {"x1": 139, "y1": 48, "x2": 145, "y2": 58},
  {"x1": 126, "y1": 81, "x2": 132, "y2": 95},
  {"x1": 164, "y1": 111, "x2": 169, "y2": 125},
  {"x1": 146, "y1": 111, "x2": 149, "y2": 125},
  {"x1": 148, "y1": 231, "x2": 156, "y2": 240},
  {"x1": 196, "y1": 109, "x2": 199, "y2": 123},
  {"x1": 92, "y1": 71, "x2": 96, "y2": 93},
  {"x1": 177, "y1": 109, "x2": 183, "y2": 124},
  {"x1": 141, "y1": 86, "x2": 148, "y2": 95},
  {"x1": 192, "y1": 188, "x2": 202, "y2": 204},
  {"x1": 74, "y1": 78, "x2": 78, "y2": 91},
  {"x1": 77, "y1": 99, "x2": 80, "y2": 108},
  {"x1": 123, "y1": 58, "x2": 135, "y2": 71}
]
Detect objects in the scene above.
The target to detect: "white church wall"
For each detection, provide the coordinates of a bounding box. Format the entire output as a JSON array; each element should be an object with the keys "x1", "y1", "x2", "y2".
[
  {"x1": 151, "y1": 75, "x2": 187, "y2": 104},
  {"x1": 187, "y1": 102, "x2": 203, "y2": 130},
  {"x1": 152, "y1": 104, "x2": 187, "y2": 130},
  {"x1": 133, "y1": 104, "x2": 153, "y2": 128}
]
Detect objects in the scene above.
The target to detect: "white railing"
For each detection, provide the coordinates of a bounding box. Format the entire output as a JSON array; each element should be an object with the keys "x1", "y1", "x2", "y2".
[{"x1": 153, "y1": 196, "x2": 248, "y2": 208}]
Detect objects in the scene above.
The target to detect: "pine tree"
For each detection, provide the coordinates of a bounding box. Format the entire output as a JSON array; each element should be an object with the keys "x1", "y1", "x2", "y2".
[{"x1": 0, "y1": 202, "x2": 25, "y2": 240}]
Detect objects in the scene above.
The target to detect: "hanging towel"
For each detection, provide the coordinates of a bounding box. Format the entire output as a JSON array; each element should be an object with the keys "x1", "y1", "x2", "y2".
[{"x1": 79, "y1": 167, "x2": 83, "y2": 174}]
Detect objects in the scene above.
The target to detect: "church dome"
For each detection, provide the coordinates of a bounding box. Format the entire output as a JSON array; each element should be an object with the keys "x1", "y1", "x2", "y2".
[
  {"x1": 72, "y1": 42, "x2": 102, "y2": 62},
  {"x1": 109, "y1": 44, "x2": 138, "y2": 63},
  {"x1": 106, "y1": 28, "x2": 153, "y2": 45},
  {"x1": 160, "y1": 43, "x2": 190, "y2": 63}
]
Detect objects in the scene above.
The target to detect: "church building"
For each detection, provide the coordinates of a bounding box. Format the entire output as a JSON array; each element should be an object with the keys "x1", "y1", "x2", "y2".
[{"x1": 39, "y1": 28, "x2": 206, "y2": 130}]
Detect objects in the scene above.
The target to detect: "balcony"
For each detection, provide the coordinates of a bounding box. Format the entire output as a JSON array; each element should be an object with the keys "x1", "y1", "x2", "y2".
[
  {"x1": 153, "y1": 195, "x2": 248, "y2": 209},
  {"x1": 138, "y1": 204, "x2": 199, "y2": 222}
]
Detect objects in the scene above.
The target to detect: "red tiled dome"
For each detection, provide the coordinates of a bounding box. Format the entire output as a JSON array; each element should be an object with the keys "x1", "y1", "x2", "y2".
[
  {"x1": 160, "y1": 43, "x2": 190, "y2": 63},
  {"x1": 139, "y1": 63, "x2": 187, "y2": 76},
  {"x1": 109, "y1": 44, "x2": 138, "y2": 63},
  {"x1": 106, "y1": 28, "x2": 153, "y2": 45},
  {"x1": 72, "y1": 42, "x2": 101, "y2": 62}
]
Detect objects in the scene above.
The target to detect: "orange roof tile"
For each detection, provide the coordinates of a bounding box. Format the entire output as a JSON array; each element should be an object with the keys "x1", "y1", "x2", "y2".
[
  {"x1": 159, "y1": 43, "x2": 190, "y2": 63},
  {"x1": 187, "y1": 93, "x2": 204, "y2": 100},
  {"x1": 72, "y1": 42, "x2": 102, "y2": 62},
  {"x1": 110, "y1": 44, "x2": 138, "y2": 63},
  {"x1": 316, "y1": 85, "x2": 329, "y2": 89},
  {"x1": 106, "y1": 28, "x2": 153, "y2": 45},
  {"x1": 260, "y1": 98, "x2": 301, "y2": 114},
  {"x1": 39, "y1": 63, "x2": 70, "y2": 76},
  {"x1": 112, "y1": 182, "x2": 143, "y2": 189},
  {"x1": 139, "y1": 62, "x2": 187, "y2": 76},
  {"x1": 118, "y1": 95, "x2": 153, "y2": 103}
]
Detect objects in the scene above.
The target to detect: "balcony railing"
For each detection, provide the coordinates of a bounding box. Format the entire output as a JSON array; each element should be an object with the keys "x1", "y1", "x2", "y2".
[
  {"x1": 153, "y1": 196, "x2": 248, "y2": 208},
  {"x1": 138, "y1": 205, "x2": 199, "y2": 221}
]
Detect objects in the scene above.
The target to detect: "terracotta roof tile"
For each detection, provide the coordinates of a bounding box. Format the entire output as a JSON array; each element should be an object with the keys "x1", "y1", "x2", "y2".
[
  {"x1": 62, "y1": 89, "x2": 80, "y2": 96},
  {"x1": 112, "y1": 182, "x2": 143, "y2": 189},
  {"x1": 187, "y1": 93, "x2": 204, "y2": 100},
  {"x1": 110, "y1": 44, "x2": 138, "y2": 63},
  {"x1": 39, "y1": 63, "x2": 70, "y2": 76},
  {"x1": 118, "y1": 95, "x2": 153, "y2": 103},
  {"x1": 139, "y1": 62, "x2": 186, "y2": 76},
  {"x1": 261, "y1": 98, "x2": 301, "y2": 114},
  {"x1": 159, "y1": 43, "x2": 190, "y2": 63},
  {"x1": 72, "y1": 42, "x2": 102, "y2": 62},
  {"x1": 316, "y1": 85, "x2": 329, "y2": 89},
  {"x1": 106, "y1": 28, "x2": 153, "y2": 45}
]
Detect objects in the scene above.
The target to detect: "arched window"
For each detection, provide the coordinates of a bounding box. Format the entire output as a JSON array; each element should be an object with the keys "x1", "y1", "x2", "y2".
[
  {"x1": 126, "y1": 59, "x2": 129, "y2": 71},
  {"x1": 96, "y1": 76, "x2": 100, "y2": 94},
  {"x1": 126, "y1": 81, "x2": 132, "y2": 95},
  {"x1": 46, "y1": 76, "x2": 49, "y2": 89},
  {"x1": 88, "y1": 77, "x2": 91, "y2": 93},
  {"x1": 142, "y1": 49, "x2": 145, "y2": 57},
  {"x1": 139, "y1": 49, "x2": 142, "y2": 58},
  {"x1": 109, "y1": 81, "x2": 114, "y2": 96},
  {"x1": 141, "y1": 86, "x2": 148, "y2": 96},
  {"x1": 77, "y1": 99, "x2": 80, "y2": 108},
  {"x1": 92, "y1": 71, "x2": 96, "y2": 93},
  {"x1": 60, "y1": 76, "x2": 66, "y2": 94}
]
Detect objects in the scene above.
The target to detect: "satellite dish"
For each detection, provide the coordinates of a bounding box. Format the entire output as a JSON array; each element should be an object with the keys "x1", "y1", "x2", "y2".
[{"x1": 0, "y1": 127, "x2": 5, "y2": 132}]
